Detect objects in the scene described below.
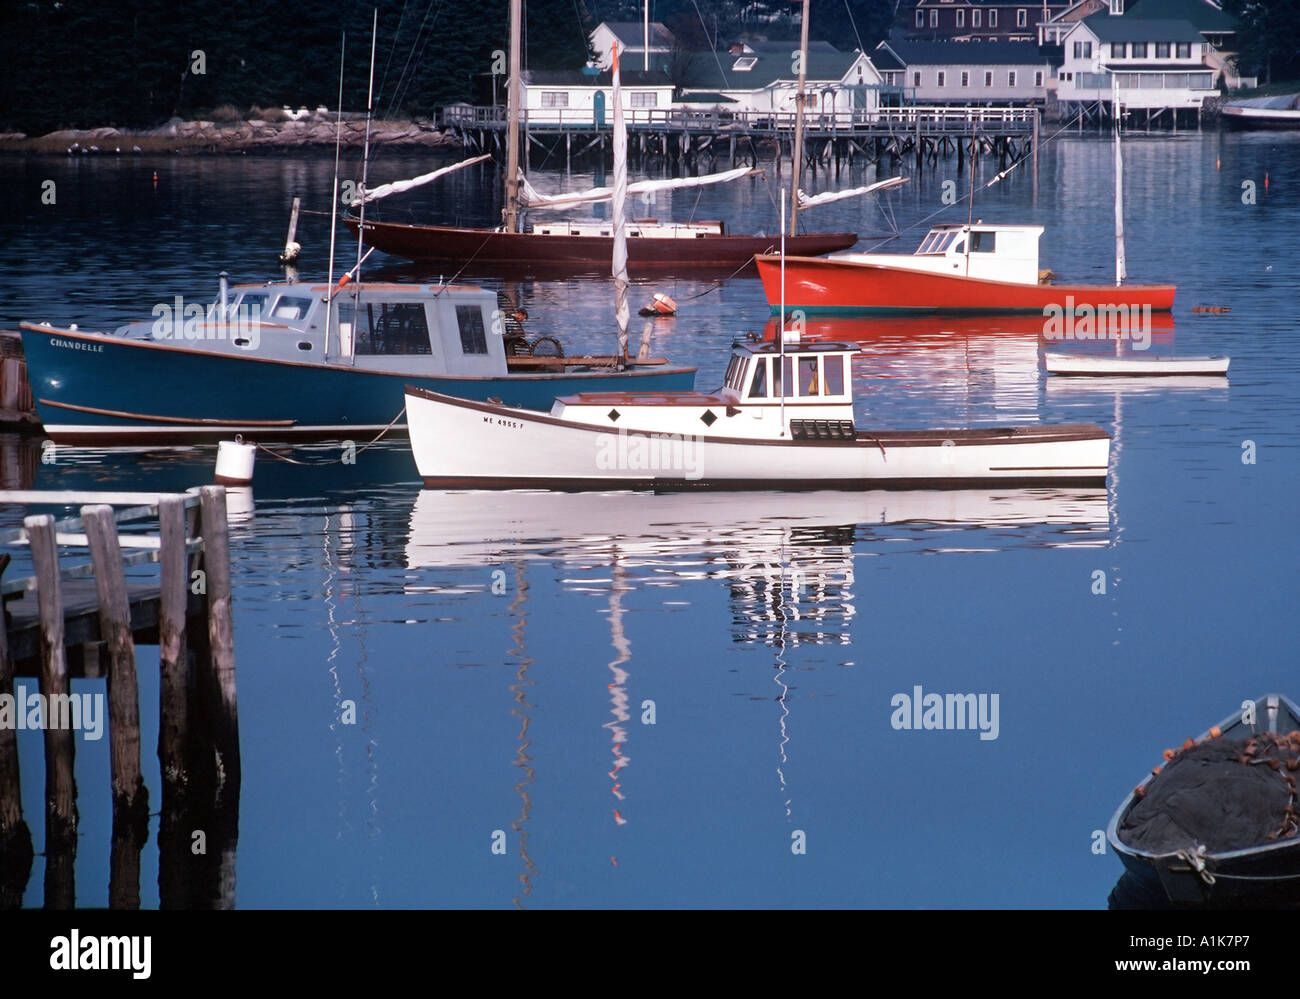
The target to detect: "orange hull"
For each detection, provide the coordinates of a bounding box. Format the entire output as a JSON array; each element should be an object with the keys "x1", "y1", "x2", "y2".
[{"x1": 757, "y1": 255, "x2": 1176, "y2": 316}]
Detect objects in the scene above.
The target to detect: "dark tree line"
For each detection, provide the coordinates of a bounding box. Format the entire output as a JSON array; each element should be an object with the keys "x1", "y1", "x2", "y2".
[{"x1": 1219, "y1": 0, "x2": 1300, "y2": 82}]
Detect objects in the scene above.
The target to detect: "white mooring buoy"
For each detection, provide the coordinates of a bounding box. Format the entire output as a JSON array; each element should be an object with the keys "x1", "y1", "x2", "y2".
[{"x1": 215, "y1": 436, "x2": 256, "y2": 485}]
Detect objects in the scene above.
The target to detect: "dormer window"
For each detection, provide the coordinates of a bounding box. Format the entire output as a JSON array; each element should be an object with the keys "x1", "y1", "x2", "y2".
[
  {"x1": 733, "y1": 56, "x2": 757, "y2": 71},
  {"x1": 1110, "y1": 0, "x2": 1124, "y2": 13}
]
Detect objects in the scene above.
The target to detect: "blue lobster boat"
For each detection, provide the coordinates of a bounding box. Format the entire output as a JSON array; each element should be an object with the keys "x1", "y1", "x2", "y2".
[{"x1": 19, "y1": 275, "x2": 696, "y2": 444}]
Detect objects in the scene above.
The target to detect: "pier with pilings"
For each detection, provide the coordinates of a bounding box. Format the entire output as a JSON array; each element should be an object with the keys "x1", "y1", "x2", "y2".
[
  {"x1": 0, "y1": 485, "x2": 239, "y2": 909},
  {"x1": 440, "y1": 104, "x2": 1039, "y2": 176}
]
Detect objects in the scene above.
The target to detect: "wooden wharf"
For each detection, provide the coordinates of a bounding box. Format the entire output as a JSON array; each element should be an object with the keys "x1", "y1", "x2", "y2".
[
  {"x1": 440, "y1": 105, "x2": 1040, "y2": 175},
  {"x1": 0, "y1": 485, "x2": 239, "y2": 909}
]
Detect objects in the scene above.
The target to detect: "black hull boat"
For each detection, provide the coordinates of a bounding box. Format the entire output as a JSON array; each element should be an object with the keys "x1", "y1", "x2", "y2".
[{"x1": 1107, "y1": 693, "x2": 1300, "y2": 907}]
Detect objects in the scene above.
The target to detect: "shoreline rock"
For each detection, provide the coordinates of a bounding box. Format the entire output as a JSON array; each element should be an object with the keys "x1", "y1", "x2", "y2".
[{"x1": 0, "y1": 114, "x2": 463, "y2": 154}]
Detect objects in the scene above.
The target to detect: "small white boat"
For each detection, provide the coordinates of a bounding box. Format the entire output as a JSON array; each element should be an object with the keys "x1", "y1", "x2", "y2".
[
  {"x1": 405, "y1": 339, "x2": 1112, "y2": 491},
  {"x1": 1044, "y1": 354, "x2": 1229, "y2": 377}
]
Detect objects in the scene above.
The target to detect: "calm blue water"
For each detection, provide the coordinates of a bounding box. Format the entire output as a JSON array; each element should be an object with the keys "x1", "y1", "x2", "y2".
[{"x1": 1, "y1": 128, "x2": 1297, "y2": 908}]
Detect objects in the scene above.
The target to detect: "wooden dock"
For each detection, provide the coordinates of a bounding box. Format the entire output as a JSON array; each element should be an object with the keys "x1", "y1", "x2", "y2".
[
  {"x1": 0, "y1": 486, "x2": 239, "y2": 909},
  {"x1": 441, "y1": 104, "x2": 1039, "y2": 174}
]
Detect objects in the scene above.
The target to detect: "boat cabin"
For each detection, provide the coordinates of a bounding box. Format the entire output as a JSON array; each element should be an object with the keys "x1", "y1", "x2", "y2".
[
  {"x1": 837, "y1": 223, "x2": 1045, "y2": 286},
  {"x1": 529, "y1": 219, "x2": 725, "y2": 239},
  {"x1": 108, "y1": 278, "x2": 552, "y2": 376},
  {"x1": 553, "y1": 340, "x2": 859, "y2": 440}
]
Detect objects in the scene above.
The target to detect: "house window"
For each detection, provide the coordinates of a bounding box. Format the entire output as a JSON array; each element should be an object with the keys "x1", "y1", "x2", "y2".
[
  {"x1": 937, "y1": 71, "x2": 946, "y2": 87},
  {"x1": 630, "y1": 92, "x2": 657, "y2": 107},
  {"x1": 1156, "y1": 42, "x2": 1170, "y2": 58},
  {"x1": 1131, "y1": 42, "x2": 1147, "y2": 57},
  {"x1": 1073, "y1": 41, "x2": 1092, "y2": 59},
  {"x1": 961, "y1": 71, "x2": 969, "y2": 86},
  {"x1": 973, "y1": 9, "x2": 981, "y2": 26},
  {"x1": 930, "y1": 9, "x2": 938, "y2": 26},
  {"x1": 540, "y1": 92, "x2": 568, "y2": 108},
  {"x1": 914, "y1": 71, "x2": 922, "y2": 86},
  {"x1": 957, "y1": 10, "x2": 965, "y2": 26},
  {"x1": 985, "y1": 70, "x2": 993, "y2": 86},
  {"x1": 1008, "y1": 70, "x2": 1017, "y2": 87},
  {"x1": 916, "y1": 9, "x2": 925, "y2": 26},
  {"x1": 1176, "y1": 42, "x2": 1191, "y2": 59},
  {"x1": 989, "y1": 10, "x2": 997, "y2": 26},
  {"x1": 732, "y1": 56, "x2": 757, "y2": 70},
  {"x1": 1035, "y1": 70, "x2": 1044, "y2": 87},
  {"x1": 1111, "y1": 42, "x2": 1126, "y2": 58},
  {"x1": 1017, "y1": 8, "x2": 1027, "y2": 26}
]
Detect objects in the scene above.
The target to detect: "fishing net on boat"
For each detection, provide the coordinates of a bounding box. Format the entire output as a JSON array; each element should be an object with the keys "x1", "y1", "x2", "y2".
[{"x1": 1119, "y1": 731, "x2": 1300, "y2": 854}]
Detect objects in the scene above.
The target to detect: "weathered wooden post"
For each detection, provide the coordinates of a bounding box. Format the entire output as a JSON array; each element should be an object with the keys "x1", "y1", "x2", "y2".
[
  {"x1": 83, "y1": 505, "x2": 147, "y2": 822},
  {"x1": 199, "y1": 486, "x2": 240, "y2": 805},
  {"x1": 157, "y1": 495, "x2": 190, "y2": 802},
  {"x1": 25, "y1": 514, "x2": 76, "y2": 852},
  {"x1": 0, "y1": 551, "x2": 34, "y2": 897}
]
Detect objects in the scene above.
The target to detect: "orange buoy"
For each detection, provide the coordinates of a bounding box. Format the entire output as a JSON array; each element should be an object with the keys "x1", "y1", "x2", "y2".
[
  {"x1": 1163, "y1": 748, "x2": 1176, "y2": 761},
  {"x1": 1183, "y1": 738, "x2": 1195, "y2": 750},
  {"x1": 1210, "y1": 726, "x2": 1222, "y2": 738},
  {"x1": 1152, "y1": 765, "x2": 1163, "y2": 776}
]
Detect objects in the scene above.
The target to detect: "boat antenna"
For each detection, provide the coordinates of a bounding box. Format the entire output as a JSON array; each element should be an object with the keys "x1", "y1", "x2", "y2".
[
  {"x1": 325, "y1": 30, "x2": 346, "y2": 361},
  {"x1": 350, "y1": 6, "x2": 379, "y2": 346},
  {"x1": 779, "y1": 187, "x2": 786, "y2": 437}
]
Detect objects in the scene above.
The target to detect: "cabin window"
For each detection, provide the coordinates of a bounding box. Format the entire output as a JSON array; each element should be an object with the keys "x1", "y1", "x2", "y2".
[
  {"x1": 798, "y1": 358, "x2": 820, "y2": 396},
  {"x1": 725, "y1": 353, "x2": 746, "y2": 391},
  {"x1": 1176, "y1": 42, "x2": 1191, "y2": 59},
  {"x1": 823, "y1": 355, "x2": 845, "y2": 395},
  {"x1": 271, "y1": 296, "x2": 312, "y2": 321},
  {"x1": 1131, "y1": 42, "x2": 1147, "y2": 58},
  {"x1": 1156, "y1": 43, "x2": 1170, "y2": 58},
  {"x1": 349, "y1": 301, "x2": 432, "y2": 355},
  {"x1": 970, "y1": 231, "x2": 996, "y2": 252},
  {"x1": 455, "y1": 305, "x2": 488, "y2": 355},
  {"x1": 238, "y1": 293, "x2": 269, "y2": 317},
  {"x1": 540, "y1": 92, "x2": 569, "y2": 108},
  {"x1": 748, "y1": 358, "x2": 769, "y2": 398},
  {"x1": 779, "y1": 357, "x2": 794, "y2": 397}
]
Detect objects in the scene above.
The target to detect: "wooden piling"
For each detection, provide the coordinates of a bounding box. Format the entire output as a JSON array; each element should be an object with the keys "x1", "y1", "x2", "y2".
[
  {"x1": 157, "y1": 495, "x2": 190, "y2": 799},
  {"x1": 83, "y1": 505, "x2": 147, "y2": 821},
  {"x1": 199, "y1": 486, "x2": 240, "y2": 803},
  {"x1": 26, "y1": 514, "x2": 77, "y2": 851},
  {"x1": 0, "y1": 552, "x2": 32, "y2": 875}
]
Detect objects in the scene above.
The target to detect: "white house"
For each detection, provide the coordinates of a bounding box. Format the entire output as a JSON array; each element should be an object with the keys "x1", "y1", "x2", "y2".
[
  {"x1": 875, "y1": 39, "x2": 1052, "y2": 104},
  {"x1": 678, "y1": 41, "x2": 884, "y2": 125},
  {"x1": 589, "y1": 21, "x2": 675, "y2": 72},
  {"x1": 520, "y1": 69, "x2": 676, "y2": 126},
  {"x1": 1055, "y1": 15, "x2": 1217, "y2": 108}
]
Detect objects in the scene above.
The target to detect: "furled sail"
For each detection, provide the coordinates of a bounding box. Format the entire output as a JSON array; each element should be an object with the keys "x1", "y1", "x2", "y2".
[
  {"x1": 519, "y1": 166, "x2": 758, "y2": 212},
  {"x1": 350, "y1": 154, "x2": 492, "y2": 206},
  {"x1": 612, "y1": 43, "x2": 630, "y2": 354},
  {"x1": 795, "y1": 176, "x2": 908, "y2": 209}
]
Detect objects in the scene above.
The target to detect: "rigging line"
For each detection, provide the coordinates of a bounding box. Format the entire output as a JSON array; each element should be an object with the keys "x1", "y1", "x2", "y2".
[
  {"x1": 252, "y1": 408, "x2": 408, "y2": 466},
  {"x1": 677, "y1": 256, "x2": 758, "y2": 302},
  {"x1": 388, "y1": 0, "x2": 446, "y2": 118},
  {"x1": 842, "y1": 0, "x2": 866, "y2": 55},
  {"x1": 377, "y1": 0, "x2": 416, "y2": 115},
  {"x1": 692, "y1": 0, "x2": 730, "y2": 93}
]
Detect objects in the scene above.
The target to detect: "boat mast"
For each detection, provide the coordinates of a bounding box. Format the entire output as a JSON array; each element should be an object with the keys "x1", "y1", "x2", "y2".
[
  {"x1": 612, "y1": 43, "x2": 630, "y2": 364},
  {"x1": 643, "y1": 0, "x2": 649, "y2": 71},
  {"x1": 788, "y1": 0, "x2": 810, "y2": 236},
  {"x1": 504, "y1": 0, "x2": 523, "y2": 233},
  {"x1": 1113, "y1": 77, "x2": 1127, "y2": 288},
  {"x1": 349, "y1": 8, "x2": 378, "y2": 365},
  {"x1": 324, "y1": 31, "x2": 346, "y2": 362}
]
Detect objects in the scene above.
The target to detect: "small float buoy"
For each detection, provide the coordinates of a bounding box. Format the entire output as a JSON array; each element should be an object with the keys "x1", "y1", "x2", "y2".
[
  {"x1": 215, "y1": 436, "x2": 256, "y2": 485},
  {"x1": 1265, "y1": 172, "x2": 1270, "y2": 190},
  {"x1": 638, "y1": 292, "x2": 677, "y2": 317},
  {"x1": 152, "y1": 170, "x2": 159, "y2": 186}
]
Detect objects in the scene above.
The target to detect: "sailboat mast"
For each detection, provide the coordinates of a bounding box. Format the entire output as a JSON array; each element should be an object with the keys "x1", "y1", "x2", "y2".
[
  {"x1": 1113, "y1": 78, "x2": 1127, "y2": 287},
  {"x1": 504, "y1": 0, "x2": 523, "y2": 233},
  {"x1": 612, "y1": 43, "x2": 630, "y2": 363},
  {"x1": 789, "y1": 0, "x2": 810, "y2": 236}
]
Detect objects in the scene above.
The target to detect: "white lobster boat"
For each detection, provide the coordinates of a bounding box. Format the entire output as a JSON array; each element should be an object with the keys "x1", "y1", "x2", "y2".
[
  {"x1": 1044, "y1": 353, "x2": 1229, "y2": 377},
  {"x1": 404, "y1": 339, "x2": 1112, "y2": 491}
]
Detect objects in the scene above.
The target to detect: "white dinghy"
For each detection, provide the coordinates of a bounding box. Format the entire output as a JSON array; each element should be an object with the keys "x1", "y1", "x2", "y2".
[
  {"x1": 1044, "y1": 353, "x2": 1229, "y2": 377},
  {"x1": 405, "y1": 339, "x2": 1111, "y2": 491}
]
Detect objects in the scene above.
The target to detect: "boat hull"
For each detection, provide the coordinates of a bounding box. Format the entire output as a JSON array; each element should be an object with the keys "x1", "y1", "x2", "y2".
[
  {"x1": 346, "y1": 219, "x2": 858, "y2": 274},
  {"x1": 756, "y1": 255, "x2": 1177, "y2": 315},
  {"x1": 1107, "y1": 693, "x2": 1300, "y2": 906},
  {"x1": 405, "y1": 387, "x2": 1111, "y2": 491},
  {"x1": 1045, "y1": 354, "x2": 1228, "y2": 376},
  {"x1": 19, "y1": 325, "x2": 696, "y2": 444}
]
